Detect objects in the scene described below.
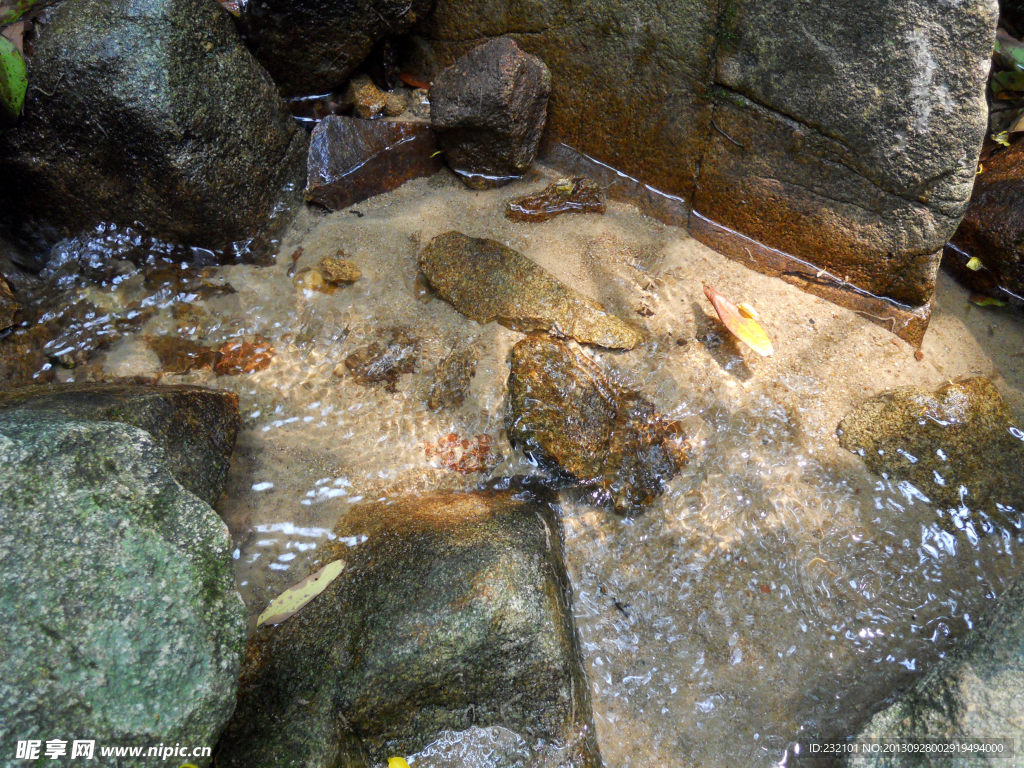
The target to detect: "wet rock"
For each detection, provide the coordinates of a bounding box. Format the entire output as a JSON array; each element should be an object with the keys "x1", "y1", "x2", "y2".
[
  {"x1": 419, "y1": 231, "x2": 642, "y2": 349},
  {"x1": 0, "y1": 383, "x2": 240, "y2": 506},
  {"x1": 216, "y1": 489, "x2": 601, "y2": 768},
  {"x1": 424, "y1": 433, "x2": 498, "y2": 473},
  {"x1": 506, "y1": 334, "x2": 687, "y2": 513},
  {"x1": 214, "y1": 337, "x2": 275, "y2": 376},
  {"x1": 837, "y1": 377, "x2": 1024, "y2": 533},
  {"x1": 430, "y1": 37, "x2": 551, "y2": 189},
  {"x1": 505, "y1": 177, "x2": 606, "y2": 223},
  {"x1": 240, "y1": 0, "x2": 432, "y2": 96},
  {"x1": 347, "y1": 75, "x2": 387, "y2": 120},
  {"x1": 293, "y1": 267, "x2": 332, "y2": 293},
  {"x1": 343, "y1": 328, "x2": 419, "y2": 392},
  {"x1": 427, "y1": 340, "x2": 477, "y2": 410},
  {"x1": 0, "y1": 0, "x2": 303, "y2": 251},
  {"x1": 408, "y1": 87, "x2": 431, "y2": 119},
  {"x1": 384, "y1": 90, "x2": 408, "y2": 117},
  {"x1": 306, "y1": 116, "x2": 443, "y2": 211},
  {"x1": 319, "y1": 256, "x2": 361, "y2": 284},
  {"x1": 0, "y1": 413, "x2": 245, "y2": 766},
  {"x1": 146, "y1": 335, "x2": 219, "y2": 375},
  {"x1": 0, "y1": 274, "x2": 17, "y2": 330}
]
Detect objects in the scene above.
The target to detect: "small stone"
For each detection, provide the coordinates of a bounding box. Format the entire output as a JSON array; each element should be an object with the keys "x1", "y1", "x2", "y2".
[
  {"x1": 146, "y1": 334, "x2": 217, "y2": 374},
  {"x1": 383, "y1": 90, "x2": 407, "y2": 117},
  {"x1": 914, "y1": 349, "x2": 924, "y2": 361},
  {"x1": 505, "y1": 177, "x2": 606, "y2": 223},
  {"x1": 215, "y1": 337, "x2": 275, "y2": 376},
  {"x1": 408, "y1": 88, "x2": 430, "y2": 119},
  {"x1": 346, "y1": 75, "x2": 387, "y2": 119},
  {"x1": 424, "y1": 433, "x2": 497, "y2": 473},
  {"x1": 319, "y1": 257, "x2": 361, "y2": 284},
  {"x1": 427, "y1": 341, "x2": 477, "y2": 411},
  {"x1": 344, "y1": 328, "x2": 419, "y2": 392}
]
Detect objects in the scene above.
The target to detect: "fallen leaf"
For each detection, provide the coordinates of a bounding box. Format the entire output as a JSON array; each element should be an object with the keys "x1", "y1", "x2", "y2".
[
  {"x1": 969, "y1": 295, "x2": 1007, "y2": 307},
  {"x1": 257, "y1": 559, "x2": 347, "y2": 627},
  {"x1": 737, "y1": 302, "x2": 759, "y2": 320},
  {"x1": 388, "y1": 759, "x2": 411, "y2": 768},
  {"x1": 966, "y1": 257, "x2": 984, "y2": 271},
  {"x1": 703, "y1": 285, "x2": 774, "y2": 357},
  {"x1": 993, "y1": 130, "x2": 1012, "y2": 147},
  {"x1": 0, "y1": 34, "x2": 27, "y2": 127}
]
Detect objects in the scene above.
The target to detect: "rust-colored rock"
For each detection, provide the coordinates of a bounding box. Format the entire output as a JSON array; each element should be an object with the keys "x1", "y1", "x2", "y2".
[
  {"x1": 215, "y1": 338, "x2": 275, "y2": 376},
  {"x1": 342, "y1": 328, "x2": 419, "y2": 392},
  {"x1": 424, "y1": 433, "x2": 498, "y2": 473},
  {"x1": 505, "y1": 177, "x2": 606, "y2": 223},
  {"x1": 346, "y1": 75, "x2": 386, "y2": 120},
  {"x1": 306, "y1": 116, "x2": 443, "y2": 210},
  {"x1": 319, "y1": 257, "x2": 361, "y2": 284}
]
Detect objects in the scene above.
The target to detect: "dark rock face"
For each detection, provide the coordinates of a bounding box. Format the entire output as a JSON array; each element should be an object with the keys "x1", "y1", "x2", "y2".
[
  {"x1": 0, "y1": 383, "x2": 240, "y2": 506},
  {"x1": 507, "y1": 334, "x2": 687, "y2": 513},
  {"x1": 419, "y1": 231, "x2": 642, "y2": 349},
  {"x1": 422, "y1": 0, "x2": 996, "y2": 306},
  {"x1": 837, "y1": 377, "x2": 1024, "y2": 534},
  {"x1": 505, "y1": 177, "x2": 606, "y2": 223},
  {"x1": 306, "y1": 116, "x2": 443, "y2": 210},
  {"x1": 241, "y1": 0, "x2": 433, "y2": 96},
  {"x1": 216, "y1": 489, "x2": 601, "y2": 768},
  {"x1": 0, "y1": 413, "x2": 246, "y2": 767},
  {"x1": 0, "y1": 0, "x2": 303, "y2": 251},
  {"x1": 430, "y1": 37, "x2": 551, "y2": 189}
]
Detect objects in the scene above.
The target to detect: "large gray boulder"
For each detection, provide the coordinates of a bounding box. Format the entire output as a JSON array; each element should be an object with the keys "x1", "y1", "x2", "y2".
[
  {"x1": 0, "y1": 0, "x2": 304, "y2": 251},
  {"x1": 421, "y1": 0, "x2": 997, "y2": 307},
  {"x1": 0, "y1": 413, "x2": 246, "y2": 768}
]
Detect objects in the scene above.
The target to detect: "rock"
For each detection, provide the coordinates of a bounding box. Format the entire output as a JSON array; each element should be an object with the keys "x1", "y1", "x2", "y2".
[
  {"x1": 430, "y1": 37, "x2": 551, "y2": 189},
  {"x1": 342, "y1": 328, "x2": 420, "y2": 392},
  {"x1": 419, "y1": 231, "x2": 643, "y2": 349},
  {"x1": 408, "y1": 88, "x2": 431, "y2": 119},
  {"x1": 844, "y1": 573, "x2": 1024, "y2": 768},
  {"x1": 383, "y1": 90, "x2": 408, "y2": 117},
  {"x1": 837, "y1": 377, "x2": 1024, "y2": 534},
  {"x1": 428, "y1": 340, "x2": 477, "y2": 411},
  {"x1": 422, "y1": 0, "x2": 995, "y2": 307},
  {"x1": 347, "y1": 75, "x2": 387, "y2": 120},
  {"x1": 505, "y1": 177, "x2": 606, "y2": 223},
  {"x1": 214, "y1": 338, "x2": 275, "y2": 376},
  {"x1": 0, "y1": 0, "x2": 303, "y2": 252},
  {"x1": 0, "y1": 383, "x2": 240, "y2": 506},
  {"x1": 240, "y1": 0, "x2": 432, "y2": 96},
  {"x1": 507, "y1": 334, "x2": 687, "y2": 513},
  {"x1": 0, "y1": 274, "x2": 17, "y2": 330},
  {"x1": 215, "y1": 488, "x2": 601, "y2": 768},
  {"x1": 945, "y1": 141, "x2": 1024, "y2": 299},
  {"x1": 424, "y1": 433, "x2": 498, "y2": 473},
  {"x1": 319, "y1": 256, "x2": 361, "y2": 284},
  {"x1": 306, "y1": 116, "x2": 443, "y2": 211},
  {"x1": 0, "y1": 413, "x2": 246, "y2": 766}
]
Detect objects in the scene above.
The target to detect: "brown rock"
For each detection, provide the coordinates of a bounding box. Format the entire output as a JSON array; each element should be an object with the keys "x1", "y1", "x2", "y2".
[
  {"x1": 319, "y1": 257, "x2": 361, "y2": 284},
  {"x1": 382, "y1": 91, "x2": 407, "y2": 117},
  {"x1": 346, "y1": 75, "x2": 386, "y2": 120},
  {"x1": 306, "y1": 116, "x2": 443, "y2": 210},
  {"x1": 505, "y1": 177, "x2": 606, "y2": 223},
  {"x1": 215, "y1": 338, "x2": 275, "y2": 376},
  {"x1": 343, "y1": 328, "x2": 419, "y2": 392},
  {"x1": 0, "y1": 276, "x2": 18, "y2": 331},
  {"x1": 427, "y1": 340, "x2": 477, "y2": 410}
]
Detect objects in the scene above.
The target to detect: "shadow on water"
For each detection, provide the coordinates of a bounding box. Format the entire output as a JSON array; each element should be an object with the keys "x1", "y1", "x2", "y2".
[{"x1": 690, "y1": 300, "x2": 754, "y2": 381}]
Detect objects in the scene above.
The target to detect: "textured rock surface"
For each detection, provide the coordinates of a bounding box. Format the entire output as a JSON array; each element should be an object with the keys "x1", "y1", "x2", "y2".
[
  {"x1": 428, "y1": 340, "x2": 478, "y2": 411},
  {"x1": 0, "y1": 383, "x2": 240, "y2": 506},
  {"x1": 422, "y1": 0, "x2": 997, "y2": 306},
  {"x1": 837, "y1": 377, "x2": 1024, "y2": 532},
  {"x1": 507, "y1": 334, "x2": 687, "y2": 513},
  {"x1": 0, "y1": 413, "x2": 245, "y2": 767},
  {"x1": 306, "y1": 116, "x2": 443, "y2": 210},
  {"x1": 0, "y1": 0, "x2": 303, "y2": 251},
  {"x1": 419, "y1": 231, "x2": 642, "y2": 349},
  {"x1": 342, "y1": 328, "x2": 420, "y2": 392},
  {"x1": 319, "y1": 257, "x2": 361, "y2": 284},
  {"x1": 241, "y1": 0, "x2": 433, "y2": 96},
  {"x1": 430, "y1": 37, "x2": 551, "y2": 189},
  {"x1": 505, "y1": 177, "x2": 606, "y2": 223},
  {"x1": 0, "y1": 275, "x2": 16, "y2": 330},
  {"x1": 216, "y1": 489, "x2": 601, "y2": 768}
]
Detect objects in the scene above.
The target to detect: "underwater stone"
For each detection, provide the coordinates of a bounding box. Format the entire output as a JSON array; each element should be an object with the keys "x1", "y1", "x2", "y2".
[
  {"x1": 419, "y1": 231, "x2": 643, "y2": 349},
  {"x1": 216, "y1": 489, "x2": 601, "y2": 768},
  {"x1": 319, "y1": 257, "x2": 362, "y2": 284},
  {"x1": 343, "y1": 328, "x2": 420, "y2": 392},
  {"x1": 506, "y1": 334, "x2": 687, "y2": 513},
  {"x1": 430, "y1": 37, "x2": 551, "y2": 189},
  {"x1": 837, "y1": 377, "x2": 1024, "y2": 533},
  {"x1": 505, "y1": 177, "x2": 607, "y2": 223},
  {"x1": 427, "y1": 340, "x2": 478, "y2": 411},
  {"x1": 0, "y1": 413, "x2": 245, "y2": 767},
  {"x1": 306, "y1": 116, "x2": 443, "y2": 211}
]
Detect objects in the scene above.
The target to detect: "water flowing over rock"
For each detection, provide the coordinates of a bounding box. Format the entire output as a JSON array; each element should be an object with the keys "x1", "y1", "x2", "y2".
[
  {"x1": 0, "y1": 413, "x2": 246, "y2": 767},
  {"x1": 837, "y1": 377, "x2": 1024, "y2": 534},
  {"x1": 306, "y1": 116, "x2": 443, "y2": 211},
  {"x1": 430, "y1": 37, "x2": 551, "y2": 189},
  {"x1": 506, "y1": 334, "x2": 687, "y2": 513},
  {"x1": 216, "y1": 489, "x2": 601, "y2": 768},
  {"x1": 428, "y1": 340, "x2": 478, "y2": 411},
  {"x1": 0, "y1": 0, "x2": 303, "y2": 251},
  {"x1": 241, "y1": 0, "x2": 432, "y2": 96},
  {"x1": 505, "y1": 177, "x2": 606, "y2": 223},
  {"x1": 419, "y1": 231, "x2": 642, "y2": 349}
]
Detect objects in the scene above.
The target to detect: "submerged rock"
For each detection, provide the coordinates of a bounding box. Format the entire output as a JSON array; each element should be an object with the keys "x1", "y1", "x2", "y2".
[
  {"x1": 837, "y1": 377, "x2": 1024, "y2": 533},
  {"x1": 319, "y1": 256, "x2": 361, "y2": 284},
  {"x1": 427, "y1": 340, "x2": 478, "y2": 411},
  {"x1": 430, "y1": 38, "x2": 551, "y2": 189},
  {"x1": 343, "y1": 328, "x2": 420, "y2": 392},
  {"x1": 216, "y1": 489, "x2": 601, "y2": 768},
  {"x1": 419, "y1": 231, "x2": 642, "y2": 349},
  {"x1": 507, "y1": 334, "x2": 687, "y2": 513},
  {"x1": 505, "y1": 177, "x2": 606, "y2": 223},
  {"x1": 0, "y1": 0, "x2": 303, "y2": 251},
  {"x1": 306, "y1": 116, "x2": 443, "y2": 211},
  {"x1": 0, "y1": 413, "x2": 245, "y2": 766}
]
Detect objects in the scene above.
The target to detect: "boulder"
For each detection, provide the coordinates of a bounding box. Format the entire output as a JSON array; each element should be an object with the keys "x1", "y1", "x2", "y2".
[
  {"x1": 0, "y1": 383, "x2": 240, "y2": 506},
  {"x1": 306, "y1": 116, "x2": 443, "y2": 211},
  {"x1": 430, "y1": 37, "x2": 551, "y2": 189},
  {"x1": 421, "y1": 0, "x2": 996, "y2": 306},
  {"x1": 419, "y1": 231, "x2": 643, "y2": 349},
  {"x1": 507, "y1": 334, "x2": 687, "y2": 513},
  {"x1": 216, "y1": 489, "x2": 601, "y2": 768},
  {"x1": 0, "y1": 413, "x2": 246, "y2": 767},
  {"x1": 837, "y1": 377, "x2": 1024, "y2": 535},
  {"x1": 0, "y1": 0, "x2": 304, "y2": 252},
  {"x1": 241, "y1": 0, "x2": 433, "y2": 96}
]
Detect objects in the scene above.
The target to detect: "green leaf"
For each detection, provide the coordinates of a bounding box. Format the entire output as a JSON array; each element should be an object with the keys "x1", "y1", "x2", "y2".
[
  {"x1": 969, "y1": 295, "x2": 1008, "y2": 307},
  {"x1": 0, "y1": 35, "x2": 26, "y2": 128},
  {"x1": 257, "y1": 558, "x2": 347, "y2": 627},
  {"x1": 0, "y1": 0, "x2": 37, "y2": 25},
  {"x1": 996, "y1": 31, "x2": 1024, "y2": 69},
  {"x1": 994, "y1": 70, "x2": 1024, "y2": 93},
  {"x1": 966, "y1": 256, "x2": 984, "y2": 271}
]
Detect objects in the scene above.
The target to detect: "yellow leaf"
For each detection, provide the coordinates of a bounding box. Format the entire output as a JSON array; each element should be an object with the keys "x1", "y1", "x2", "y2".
[
  {"x1": 966, "y1": 257, "x2": 984, "y2": 271},
  {"x1": 257, "y1": 559, "x2": 347, "y2": 627},
  {"x1": 969, "y1": 294, "x2": 1007, "y2": 307},
  {"x1": 994, "y1": 131, "x2": 1011, "y2": 147},
  {"x1": 703, "y1": 285, "x2": 774, "y2": 357},
  {"x1": 388, "y1": 759, "x2": 411, "y2": 768},
  {"x1": 737, "y1": 302, "x2": 759, "y2": 320}
]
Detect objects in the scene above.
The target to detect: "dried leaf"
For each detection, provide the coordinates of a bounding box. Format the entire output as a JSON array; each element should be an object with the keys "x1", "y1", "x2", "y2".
[
  {"x1": 257, "y1": 559, "x2": 346, "y2": 627},
  {"x1": 737, "y1": 302, "x2": 759, "y2": 320},
  {"x1": 703, "y1": 285, "x2": 774, "y2": 357},
  {"x1": 966, "y1": 257, "x2": 984, "y2": 271},
  {"x1": 388, "y1": 760, "x2": 411, "y2": 768},
  {"x1": 969, "y1": 294, "x2": 1007, "y2": 307},
  {"x1": 1010, "y1": 110, "x2": 1024, "y2": 134},
  {"x1": 993, "y1": 130, "x2": 1012, "y2": 147}
]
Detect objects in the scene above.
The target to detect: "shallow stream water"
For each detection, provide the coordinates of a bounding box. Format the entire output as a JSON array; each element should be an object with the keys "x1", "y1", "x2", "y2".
[{"x1": 25, "y1": 165, "x2": 1024, "y2": 767}]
